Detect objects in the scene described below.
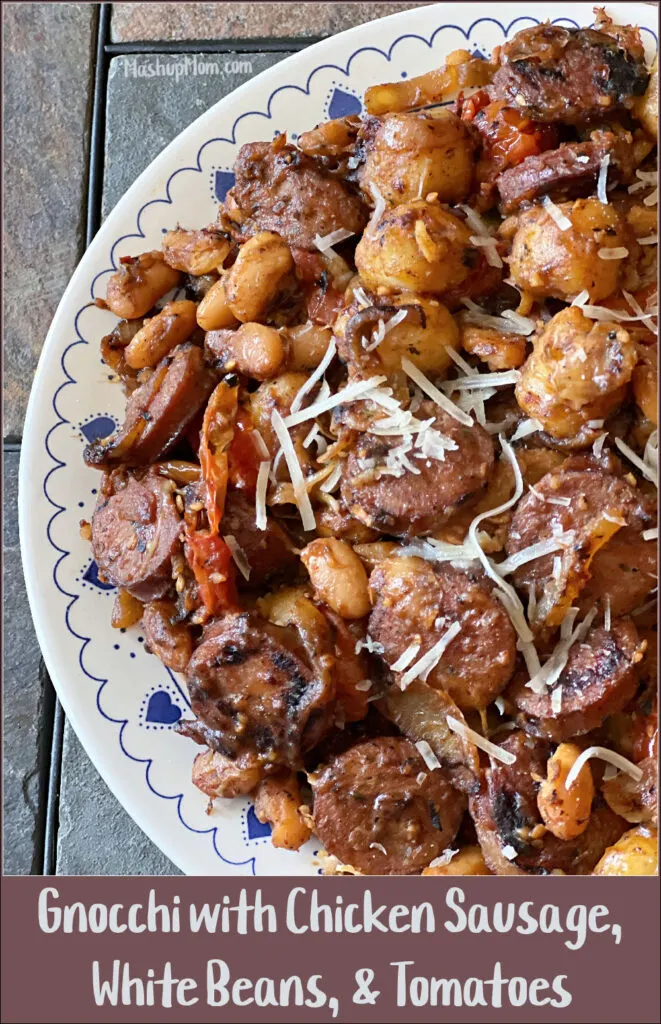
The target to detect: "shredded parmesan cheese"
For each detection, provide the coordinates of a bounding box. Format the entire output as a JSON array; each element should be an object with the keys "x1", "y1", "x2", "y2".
[
  {"x1": 598, "y1": 246, "x2": 628, "y2": 260},
  {"x1": 592, "y1": 432, "x2": 608, "y2": 457},
  {"x1": 462, "y1": 298, "x2": 535, "y2": 336},
  {"x1": 353, "y1": 285, "x2": 371, "y2": 309},
  {"x1": 614, "y1": 437, "x2": 658, "y2": 487},
  {"x1": 446, "y1": 716, "x2": 517, "y2": 766},
  {"x1": 643, "y1": 527, "x2": 658, "y2": 541},
  {"x1": 542, "y1": 195, "x2": 572, "y2": 231},
  {"x1": 442, "y1": 369, "x2": 520, "y2": 391},
  {"x1": 415, "y1": 740, "x2": 442, "y2": 771},
  {"x1": 458, "y1": 204, "x2": 492, "y2": 236},
  {"x1": 390, "y1": 642, "x2": 421, "y2": 672},
  {"x1": 223, "y1": 535, "x2": 251, "y2": 580},
  {"x1": 502, "y1": 845, "x2": 519, "y2": 861},
  {"x1": 401, "y1": 358, "x2": 473, "y2": 427},
  {"x1": 367, "y1": 181, "x2": 386, "y2": 235},
  {"x1": 526, "y1": 607, "x2": 598, "y2": 695},
  {"x1": 566, "y1": 746, "x2": 643, "y2": 790},
  {"x1": 289, "y1": 337, "x2": 337, "y2": 415},
  {"x1": 597, "y1": 154, "x2": 610, "y2": 204},
  {"x1": 364, "y1": 308, "x2": 409, "y2": 352},
  {"x1": 428, "y1": 848, "x2": 460, "y2": 868},
  {"x1": 270, "y1": 410, "x2": 316, "y2": 531},
  {"x1": 251, "y1": 430, "x2": 270, "y2": 460},
  {"x1": 313, "y1": 228, "x2": 355, "y2": 252},
  {"x1": 573, "y1": 289, "x2": 658, "y2": 334},
  {"x1": 550, "y1": 685, "x2": 563, "y2": 714},
  {"x1": 470, "y1": 234, "x2": 503, "y2": 268},
  {"x1": 511, "y1": 419, "x2": 542, "y2": 442},
  {"x1": 467, "y1": 437, "x2": 539, "y2": 675},
  {"x1": 355, "y1": 635, "x2": 385, "y2": 655},
  {"x1": 254, "y1": 459, "x2": 270, "y2": 531},
  {"x1": 496, "y1": 536, "x2": 569, "y2": 576},
  {"x1": 604, "y1": 596, "x2": 611, "y2": 631},
  {"x1": 284, "y1": 374, "x2": 387, "y2": 427},
  {"x1": 399, "y1": 622, "x2": 461, "y2": 689},
  {"x1": 355, "y1": 679, "x2": 372, "y2": 692}
]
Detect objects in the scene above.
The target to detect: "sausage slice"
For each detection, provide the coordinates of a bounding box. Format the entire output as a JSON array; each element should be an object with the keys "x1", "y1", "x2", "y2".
[
  {"x1": 312, "y1": 736, "x2": 466, "y2": 874},
  {"x1": 489, "y1": 25, "x2": 649, "y2": 124},
  {"x1": 142, "y1": 599, "x2": 193, "y2": 672},
  {"x1": 226, "y1": 141, "x2": 368, "y2": 251},
  {"x1": 221, "y1": 492, "x2": 298, "y2": 589},
  {"x1": 368, "y1": 556, "x2": 517, "y2": 710},
  {"x1": 85, "y1": 345, "x2": 217, "y2": 467},
  {"x1": 507, "y1": 618, "x2": 645, "y2": 741},
  {"x1": 506, "y1": 463, "x2": 654, "y2": 616},
  {"x1": 91, "y1": 468, "x2": 182, "y2": 602},
  {"x1": 470, "y1": 730, "x2": 628, "y2": 874},
  {"x1": 340, "y1": 402, "x2": 495, "y2": 536},
  {"x1": 185, "y1": 612, "x2": 335, "y2": 768},
  {"x1": 496, "y1": 133, "x2": 633, "y2": 213}
]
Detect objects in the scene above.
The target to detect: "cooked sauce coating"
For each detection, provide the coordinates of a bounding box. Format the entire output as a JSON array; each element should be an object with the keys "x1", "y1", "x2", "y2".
[{"x1": 84, "y1": 12, "x2": 657, "y2": 875}]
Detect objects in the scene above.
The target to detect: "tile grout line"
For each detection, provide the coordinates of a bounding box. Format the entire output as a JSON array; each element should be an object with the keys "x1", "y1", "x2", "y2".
[{"x1": 105, "y1": 36, "x2": 319, "y2": 55}]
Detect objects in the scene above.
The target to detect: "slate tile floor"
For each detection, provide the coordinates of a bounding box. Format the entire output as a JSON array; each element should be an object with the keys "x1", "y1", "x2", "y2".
[{"x1": 4, "y1": 1, "x2": 427, "y2": 875}]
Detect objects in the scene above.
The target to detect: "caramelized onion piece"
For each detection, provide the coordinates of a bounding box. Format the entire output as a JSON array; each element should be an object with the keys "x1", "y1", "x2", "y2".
[{"x1": 378, "y1": 680, "x2": 481, "y2": 794}]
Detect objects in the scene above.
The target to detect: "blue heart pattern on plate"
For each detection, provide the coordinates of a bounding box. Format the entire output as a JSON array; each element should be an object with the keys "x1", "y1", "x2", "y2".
[
  {"x1": 146, "y1": 690, "x2": 182, "y2": 726},
  {"x1": 327, "y1": 86, "x2": 361, "y2": 119},
  {"x1": 214, "y1": 169, "x2": 236, "y2": 203},
  {"x1": 79, "y1": 415, "x2": 117, "y2": 443},
  {"x1": 245, "y1": 805, "x2": 272, "y2": 840},
  {"x1": 82, "y1": 560, "x2": 115, "y2": 591}
]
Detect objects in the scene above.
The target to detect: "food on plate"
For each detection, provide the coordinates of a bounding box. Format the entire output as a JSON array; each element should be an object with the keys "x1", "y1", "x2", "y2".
[{"x1": 85, "y1": 11, "x2": 658, "y2": 874}]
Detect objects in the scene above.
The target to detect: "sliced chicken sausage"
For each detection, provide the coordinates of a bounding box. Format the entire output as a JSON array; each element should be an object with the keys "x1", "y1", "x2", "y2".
[
  {"x1": 489, "y1": 24, "x2": 649, "y2": 124},
  {"x1": 85, "y1": 345, "x2": 217, "y2": 467},
  {"x1": 226, "y1": 141, "x2": 368, "y2": 251},
  {"x1": 312, "y1": 736, "x2": 466, "y2": 874},
  {"x1": 185, "y1": 611, "x2": 335, "y2": 768},
  {"x1": 340, "y1": 402, "x2": 495, "y2": 536},
  {"x1": 507, "y1": 618, "x2": 645, "y2": 741},
  {"x1": 470, "y1": 730, "x2": 628, "y2": 874},
  {"x1": 506, "y1": 463, "x2": 655, "y2": 617},
  {"x1": 368, "y1": 556, "x2": 517, "y2": 710},
  {"x1": 91, "y1": 468, "x2": 183, "y2": 602}
]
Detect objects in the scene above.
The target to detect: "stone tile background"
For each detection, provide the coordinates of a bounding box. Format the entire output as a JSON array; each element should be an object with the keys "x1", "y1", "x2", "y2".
[
  {"x1": 3, "y1": 451, "x2": 50, "y2": 874},
  {"x1": 111, "y1": 2, "x2": 431, "y2": 41},
  {"x1": 3, "y1": 3, "x2": 96, "y2": 442}
]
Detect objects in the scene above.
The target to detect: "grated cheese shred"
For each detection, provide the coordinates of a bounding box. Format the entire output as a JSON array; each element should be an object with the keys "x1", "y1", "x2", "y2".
[
  {"x1": 254, "y1": 459, "x2": 271, "y2": 531},
  {"x1": 614, "y1": 437, "x2": 658, "y2": 487},
  {"x1": 270, "y1": 410, "x2": 316, "y2": 531},
  {"x1": 399, "y1": 622, "x2": 461, "y2": 689},
  {"x1": 542, "y1": 195, "x2": 572, "y2": 230},
  {"x1": 401, "y1": 358, "x2": 474, "y2": 427},
  {"x1": 415, "y1": 740, "x2": 442, "y2": 771},
  {"x1": 289, "y1": 337, "x2": 337, "y2": 415},
  {"x1": 446, "y1": 716, "x2": 517, "y2": 765},
  {"x1": 223, "y1": 535, "x2": 251, "y2": 580},
  {"x1": 566, "y1": 747, "x2": 643, "y2": 790}
]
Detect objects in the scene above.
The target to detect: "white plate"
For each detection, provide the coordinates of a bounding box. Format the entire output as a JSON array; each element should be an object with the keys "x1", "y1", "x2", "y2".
[{"x1": 19, "y1": 3, "x2": 658, "y2": 876}]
